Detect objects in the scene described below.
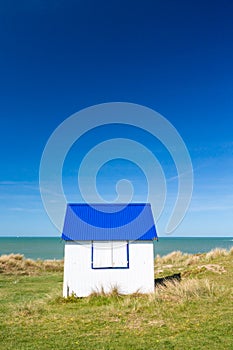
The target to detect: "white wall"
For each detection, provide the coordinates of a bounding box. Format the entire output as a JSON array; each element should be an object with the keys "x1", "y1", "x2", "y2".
[{"x1": 63, "y1": 241, "x2": 154, "y2": 297}]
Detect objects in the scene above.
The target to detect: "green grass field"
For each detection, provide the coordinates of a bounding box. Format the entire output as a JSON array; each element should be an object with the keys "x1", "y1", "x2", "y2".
[{"x1": 0, "y1": 249, "x2": 232, "y2": 350}]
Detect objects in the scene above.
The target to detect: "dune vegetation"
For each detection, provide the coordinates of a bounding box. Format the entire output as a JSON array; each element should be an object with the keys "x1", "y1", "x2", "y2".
[
  {"x1": 0, "y1": 253, "x2": 63, "y2": 275},
  {"x1": 0, "y1": 248, "x2": 232, "y2": 349}
]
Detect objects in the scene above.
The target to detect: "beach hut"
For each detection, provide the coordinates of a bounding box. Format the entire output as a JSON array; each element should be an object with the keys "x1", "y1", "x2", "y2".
[{"x1": 62, "y1": 203, "x2": 157, "y2": 297}]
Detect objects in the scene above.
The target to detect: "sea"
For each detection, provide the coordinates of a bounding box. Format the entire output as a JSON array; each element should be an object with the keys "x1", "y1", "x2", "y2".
[{"x1": 0, "y1": 237, "x2": 232, "y2": 260}]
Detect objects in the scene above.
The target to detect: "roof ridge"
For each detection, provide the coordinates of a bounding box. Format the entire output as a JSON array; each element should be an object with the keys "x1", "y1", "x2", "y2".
[{"x1": 68, "y1": 203, "x2": 150, "y2": 206}]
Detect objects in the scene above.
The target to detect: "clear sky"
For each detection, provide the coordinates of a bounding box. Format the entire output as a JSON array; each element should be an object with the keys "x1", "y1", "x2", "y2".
[{"x1": 0, "y1": 0, "x2": 232, "y2": 237}]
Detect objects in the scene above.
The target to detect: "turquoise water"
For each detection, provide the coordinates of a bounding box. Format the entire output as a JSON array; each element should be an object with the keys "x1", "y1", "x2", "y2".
[
  {"x1": 0, "y1": 237, "x2": 232, "y2": 260},
  {"x1": 0, "y1": 237, "x2": 64, "y2": 260}
]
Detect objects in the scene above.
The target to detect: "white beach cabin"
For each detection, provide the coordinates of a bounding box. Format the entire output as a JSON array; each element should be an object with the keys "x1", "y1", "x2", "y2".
[{"x1": 62, "y1": 203, "x2": 157, "y2": 297}]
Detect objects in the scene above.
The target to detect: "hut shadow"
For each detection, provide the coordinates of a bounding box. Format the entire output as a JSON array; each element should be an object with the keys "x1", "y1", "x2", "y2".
[{"x1": 154, "y1": 273, "x2": 181, "y2": 288}]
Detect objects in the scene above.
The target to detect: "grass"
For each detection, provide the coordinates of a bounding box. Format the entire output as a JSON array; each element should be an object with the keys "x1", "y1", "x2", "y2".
[
  {"x1": 0, "y1": 248, "x2": 232, "y2": 349},
  {"x1": 0, "y1": 254, "x2": 63, "y2": 275}
]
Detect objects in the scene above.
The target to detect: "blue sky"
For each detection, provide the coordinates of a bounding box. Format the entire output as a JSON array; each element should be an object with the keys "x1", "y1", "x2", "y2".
[{"x1": 0, "y1": 0, "x2": 232, "y2": 237}]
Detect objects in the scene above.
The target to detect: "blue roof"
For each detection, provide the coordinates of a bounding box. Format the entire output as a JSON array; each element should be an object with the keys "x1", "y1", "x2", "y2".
[{"x1": 62, "y1": 203, "x2": 157, "y2": 241}]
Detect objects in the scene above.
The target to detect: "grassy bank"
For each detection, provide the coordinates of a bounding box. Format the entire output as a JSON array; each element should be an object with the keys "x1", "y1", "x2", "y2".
[{"x1": 0, "y1": 248, "x2": 233, "y2": 350}]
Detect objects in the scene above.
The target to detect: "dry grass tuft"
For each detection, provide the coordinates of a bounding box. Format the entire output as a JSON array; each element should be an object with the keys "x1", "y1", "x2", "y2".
[
  {"x1": 154, "y1": 278, "x2": 216, "y2": 302},
  {"x1": 155, "y1": 251, "x2": 186, "y2": 264},
  {"x1": 205, "y1": 248, "x2": 228, "y2": 260},
  {"x1": 0, "y1": 253, "x2": 24, "y2": 263},
  {"x1": 90, "y1": 285, "x2": 123, "y2": 298},
  {"x1": 185, "y1": 255, "x2": 201, "y2": 266}
]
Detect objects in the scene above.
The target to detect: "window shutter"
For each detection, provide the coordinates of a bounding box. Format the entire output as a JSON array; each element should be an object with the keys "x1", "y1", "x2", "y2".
[{"x1": 92, "y1": 241, "x2": 129, "y2": 269}]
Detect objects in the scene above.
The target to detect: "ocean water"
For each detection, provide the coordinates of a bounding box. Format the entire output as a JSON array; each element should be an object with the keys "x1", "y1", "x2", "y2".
[{"x1": 0, "y1": 237, "x2": 232, "y2": 260}]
